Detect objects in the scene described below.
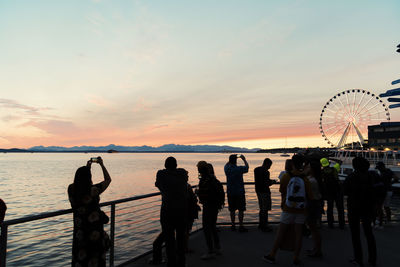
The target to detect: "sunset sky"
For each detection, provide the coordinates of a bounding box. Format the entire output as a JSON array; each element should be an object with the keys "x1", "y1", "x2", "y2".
[{"x1": 1, "y1": 0, "x2": 399, "y2": 149}]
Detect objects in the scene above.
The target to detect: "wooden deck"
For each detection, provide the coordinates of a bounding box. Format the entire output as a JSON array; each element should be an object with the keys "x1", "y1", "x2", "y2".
[{"x1": 124, "y1": 222, "x2": 400, "y2": 267}]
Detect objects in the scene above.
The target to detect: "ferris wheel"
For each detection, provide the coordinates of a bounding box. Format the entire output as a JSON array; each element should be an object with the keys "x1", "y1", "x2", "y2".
[{"x1": 319, "y1": 89, "x2": 390, "y2": 148}]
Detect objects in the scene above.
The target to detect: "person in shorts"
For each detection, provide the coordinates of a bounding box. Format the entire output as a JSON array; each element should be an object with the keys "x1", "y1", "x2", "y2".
[
  {"x1": 264, "y1": 154, "x2": 312, "y2": 266},
  {"x1": 224, "y1": 154, "x2": 249, "y2": 232}
]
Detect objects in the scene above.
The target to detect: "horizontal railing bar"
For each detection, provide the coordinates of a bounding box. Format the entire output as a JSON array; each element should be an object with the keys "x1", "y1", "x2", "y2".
[
  {"x1": 1, "y1": 185, "x2": 200, "y2": 227},
  {"x1": 0, "y1": 183, "x2": 259, "y2": 227}
]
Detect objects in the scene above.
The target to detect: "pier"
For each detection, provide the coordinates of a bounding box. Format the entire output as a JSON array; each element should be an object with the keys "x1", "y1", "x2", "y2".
[
  {"x1": 126, "y1": 223, "x2": 400, "y2": 267},
  {"x1": 1, "y1": 183, "x2": 399, "y2": 267}
]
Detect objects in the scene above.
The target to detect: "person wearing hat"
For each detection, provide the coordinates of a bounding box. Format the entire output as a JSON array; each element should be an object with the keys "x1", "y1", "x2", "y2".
[
  {"x1": 375, "y1": 162, "x2": 398, "y2": 223},
  {"x1": 320, "y1": 158, "x2": 345, "y2": 229}
]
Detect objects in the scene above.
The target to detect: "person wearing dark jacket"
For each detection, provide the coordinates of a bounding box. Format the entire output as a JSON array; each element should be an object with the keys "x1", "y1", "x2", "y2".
[
  {"x1": 320, "y1": 158, "x2": 345, "y2": 229},
  {"x1": 155, "y1": 157, "x2": 188, "y2": 267},
  {"x1": 344, "y1": 157, "x2": 377, "y2": 266},
  {"x1": 254, "y1": 158, "x2": 273, "y2": 232},
  {"x1": 197, "y1": 162, "x2": 223, "y2": 260},
  {"x1": 150, "y1": 183, "x2": 200, "y2": 265}
]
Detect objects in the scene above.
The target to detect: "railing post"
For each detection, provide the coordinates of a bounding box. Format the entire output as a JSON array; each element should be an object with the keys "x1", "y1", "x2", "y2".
[
  {"x1": 0, "y1": 224, "x2": 8, "y2": 267},
  {"x1": 109, "y1": 204, "x2": 115, "y2": 267}
]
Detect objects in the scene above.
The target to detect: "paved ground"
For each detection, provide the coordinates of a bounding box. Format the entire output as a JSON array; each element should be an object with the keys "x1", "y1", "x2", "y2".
[{"x1": 125, "y1": 222, "x2": 400, "y2": 267}]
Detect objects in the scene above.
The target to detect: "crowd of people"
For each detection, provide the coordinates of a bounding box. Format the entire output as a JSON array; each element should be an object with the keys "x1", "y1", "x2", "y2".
[
  {"x1": 2, "y1": 154, "x2": 394, "y2": 266},
  {"x1": 150, "y1": 154, "x2": 398, "y2": 267}
]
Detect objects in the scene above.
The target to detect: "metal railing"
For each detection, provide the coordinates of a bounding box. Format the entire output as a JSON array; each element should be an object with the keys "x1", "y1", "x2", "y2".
[
  {"x1": 334, "y1": 149, "x2": 400, "y2": 167},
  {"x1": 0, "y1": 191, "x2": 165, "y2": 267},
  {"x1": 0, "y1": 182, "x2": 263, "y2": 267}
]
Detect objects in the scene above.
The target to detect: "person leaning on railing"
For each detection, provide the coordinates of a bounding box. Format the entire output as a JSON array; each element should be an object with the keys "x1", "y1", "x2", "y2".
[{"x1": 68, "y1": 156, "x2": 112, "y2": 267}]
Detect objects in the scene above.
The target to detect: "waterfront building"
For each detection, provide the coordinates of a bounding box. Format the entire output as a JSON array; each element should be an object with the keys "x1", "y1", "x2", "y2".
[{"x1": 368, "y1": 122, "x2": 400, "y2": 150}]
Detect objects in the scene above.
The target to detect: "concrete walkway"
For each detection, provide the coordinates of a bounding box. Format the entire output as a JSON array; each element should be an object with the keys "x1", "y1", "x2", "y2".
[{"x1": 125, "y1": 223, "x2": 400, "y2": 267}]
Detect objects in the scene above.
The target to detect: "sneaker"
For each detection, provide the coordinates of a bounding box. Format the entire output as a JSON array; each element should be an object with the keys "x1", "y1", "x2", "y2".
[
  {"x1": 239, "y1": 226, "x2": 248, "y2": 232},
  {"x1": 263, "y1": 254, "x2": 275, "y2": 264},
  {"x1": 201, "y1": 253, "x2": 216, "y2": 260}
]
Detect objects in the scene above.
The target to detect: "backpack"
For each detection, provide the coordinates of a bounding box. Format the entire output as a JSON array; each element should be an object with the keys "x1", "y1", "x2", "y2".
[
  {"x1": 285, "y1": 176, "x2": 306, "y2": 209},
  {"x1": 198, "y1": 177, "x2": 225, "y2": 210}
]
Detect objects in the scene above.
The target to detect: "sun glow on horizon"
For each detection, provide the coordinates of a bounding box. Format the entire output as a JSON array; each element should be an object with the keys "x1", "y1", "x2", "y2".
[
  {"x1": 207, "y1": 135, "x2": 327, "y2": 149},
  {"x1": 1, "y1": 1, "x2": 399, "y2": 149}
]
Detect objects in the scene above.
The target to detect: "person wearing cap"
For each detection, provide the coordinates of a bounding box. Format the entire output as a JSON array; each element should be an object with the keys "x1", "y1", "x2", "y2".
[
  {"x1": 375, "y1": 162, "x2": 398, "y2": 222},
  {"x1": 320, "y1": 158, "x2": 345, "y2": 229}
]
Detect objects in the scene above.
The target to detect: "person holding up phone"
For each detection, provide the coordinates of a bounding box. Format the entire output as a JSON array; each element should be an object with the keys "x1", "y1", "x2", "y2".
[
  {"x1": 224, "y1": 154, "x2": 249, "y2": 232},
  {"x1": 68, "y1": 156, "x2": 112, "y2": 267}
]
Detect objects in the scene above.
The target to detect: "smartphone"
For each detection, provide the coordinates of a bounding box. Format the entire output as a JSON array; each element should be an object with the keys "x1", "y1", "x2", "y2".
[
  {"x1": 90, "y1": 157, "x2": 99, "y2": 163},
  {"x1": 237, "y1": 154, "x2": 242, "y2": 158}
]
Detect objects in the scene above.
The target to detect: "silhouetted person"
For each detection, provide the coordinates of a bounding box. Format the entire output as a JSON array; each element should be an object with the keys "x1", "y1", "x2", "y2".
[
  {"x1": 254, "y1": 158, "x2": 273, "y2": 231},
  {"x1": 278, "y1": 159, "x2": 293, "y2": 180},
  {"x1": 369, "y1": 170, "x2": 386, "y2": 228},
  {"x1": 264, "y1": 154, "x2": 312, "y2": 266},
  {"x1": 150, "y1": 183, "x2": 199, "y2": 265},
  {"x1": 224, "y1": 154, "x2": 249, "y2": 232},
  {"x1": 68, "y1": 157, "x2": 111, "y2": 267},
  {"x1": 197, "y1": 162, "x2": 224, "y2": 260},
  {"x1": 320, "y1": 157, "x2": 345, "y2": 229},
  {"x1": 304, "y1": 160, "x2": 323, "y2": 258},
  {"x1": 344, "y1": 157, "x2": 376, "y2": 266},
  {"x1": 0, "y1": 198, "x2": 6, "y2": 224},
  {"x1": 375, "y1": 162, "x2": 398, "y2": 223},
  {"x1": 156, "y1": 157, "x2": 188, "y2": 267}
]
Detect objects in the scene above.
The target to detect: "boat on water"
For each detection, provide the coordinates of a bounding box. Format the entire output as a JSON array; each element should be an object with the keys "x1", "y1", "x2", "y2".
[{"x1": 280, "y1": 153, "x2": 290, "y2": 157}]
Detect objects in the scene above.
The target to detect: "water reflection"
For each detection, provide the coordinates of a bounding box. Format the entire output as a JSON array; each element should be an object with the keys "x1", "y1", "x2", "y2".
[{"x1": 1, "y1": 153, "x2": 399, "y2": 266}]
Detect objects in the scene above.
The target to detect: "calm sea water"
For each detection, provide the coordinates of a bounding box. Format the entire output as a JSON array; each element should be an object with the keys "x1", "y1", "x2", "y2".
[
  {"x1": 0, "y1": 153, "x2": 398, "y2": 266},
  {"x1": 0, "y1": 153, "x2": 288, "y2": 266}
]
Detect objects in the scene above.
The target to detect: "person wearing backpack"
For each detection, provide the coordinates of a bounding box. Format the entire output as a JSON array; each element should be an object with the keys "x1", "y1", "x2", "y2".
[
  {"x1": 197, "y1": 161, "x2": 224, "y2": 260},
  {"x1": 320, "y1": 157, "x2": 345, "y2": 229},
  {"x1": 344, "y1": 157, "x2": 376, "y2": 266},
  {"x1": 254, "y1": 158, "x2": 273, "y2": 232},
  {"x1": 264, "y1": 154, "x2": 313, "y2": 266}
]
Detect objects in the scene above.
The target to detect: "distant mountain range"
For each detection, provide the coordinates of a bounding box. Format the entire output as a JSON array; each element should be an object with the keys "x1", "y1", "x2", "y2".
[{"x1": 23, "y1": 144, "x2": 260, "y2": 152}]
